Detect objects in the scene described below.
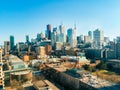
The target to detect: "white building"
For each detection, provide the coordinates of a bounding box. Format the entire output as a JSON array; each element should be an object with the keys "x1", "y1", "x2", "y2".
[
  {"x1": 59, "y1": 25, "x2": 66, "y2": 43},
  {"x1": 67, "y1": 28, "x2": 77, "y2": 48},
  {"x1": 93, "y1": 29, "x2": 104, "y2": 49}
]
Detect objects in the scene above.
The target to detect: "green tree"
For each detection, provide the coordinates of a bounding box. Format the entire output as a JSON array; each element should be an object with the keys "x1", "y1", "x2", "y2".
[
  {"x1": 96, "y1": 61, "x2": 107, "y2": 70},
  {"x1": 82, "y1": 64, "x2": 91, "y2": 71}
]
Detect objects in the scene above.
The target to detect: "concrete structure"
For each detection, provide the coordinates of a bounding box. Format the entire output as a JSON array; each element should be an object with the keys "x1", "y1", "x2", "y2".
[
  {"x1": 0, "y1": 50, "x2": 5, "y2": 90},
  {"x1": 9, "y1": 55, "x2": 27, "y2": 70},
  {"x1": 4, "y1": 41, "x2": 10, "y2": 54},
  {"x1": 55, "y1": 42, "x2": 63, "y2": 50},
  {"x1": 45, "y1": 45, "x2": 52, "y2": 55},
  {"x1": 93, "y1": 29, "x2": 104, "y2": 49},
  {"x1": 10, "y1": 70, "x2": 32, "y2": 83},
  {"x1": 37, "y1": 46, "x2": 46, "y2": 58},
  {"x1": 33, "y1": 80, "x2": 59, "y2": 90}
]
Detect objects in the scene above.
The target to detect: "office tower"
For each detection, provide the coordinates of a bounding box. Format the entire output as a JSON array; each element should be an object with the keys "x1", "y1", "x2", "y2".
[
  {"x1": 46, "y1": 24, "x2": 51, "y2": 40},
  {"x1": 88, "y1": 31, "x2": 92, "y2": 39},
  {"x1": 26, "y1": 35, "x2": 30, "y2": 44},
  {"x1": 10, "y1": 35, "x2": 14, "y2": 50},
  {"x1": 93, "y1": 29, "x2": 104, "y2": 48},
  {"x1": 37, "y1": 33, "x2": 44, "y2": 41},
  {"x1": 116, "y1": 36, "x2": 120, "y2": 43},
  {"x1": 84, "y1": 35, "x2": 92, "y2": 43},
  {"x1": 0, "y1": 50, "x2": 4, "y2": 90},
  {"x1": 51, "y1": 27, "x2": 58, "y2": 48},
  {"x1": 59, "y1": 25, "x2": 66, "y2": 43},
  {"x1": 77, "y1": 35, "x2": 84, "y2": 44},
  {"x1": 4, "y1": 41, "x2": 10, "y2": 54},
  {"x1": 67, "y1": 27, "x2": 77, "y2": 47}
]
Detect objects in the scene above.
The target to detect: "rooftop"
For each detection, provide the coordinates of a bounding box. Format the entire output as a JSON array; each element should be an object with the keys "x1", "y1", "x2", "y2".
[
  {"x1": 10, "y1": 70, "x2": 31, "y2": 75},
  {"x1": 80, "y1": 74, "x2": 120, "y2": 90}
]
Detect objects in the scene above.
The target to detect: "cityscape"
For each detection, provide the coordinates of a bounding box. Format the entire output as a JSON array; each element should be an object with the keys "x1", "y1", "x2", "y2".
[{"x1": 1, "y1": 0, "x2": 120, "y2": 90}]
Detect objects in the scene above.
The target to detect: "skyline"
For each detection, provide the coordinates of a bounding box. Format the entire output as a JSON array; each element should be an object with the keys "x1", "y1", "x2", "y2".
[{"x1": 1, "y1": 0, "x2": 120, "y2": 45}]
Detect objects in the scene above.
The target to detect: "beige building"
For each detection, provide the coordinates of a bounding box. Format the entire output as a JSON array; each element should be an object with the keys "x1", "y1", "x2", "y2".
[
  {"x1": 37, "y1": 46, "x2": 46, "y2": 58},
  {"x1": 0, "y1": 50, "x2": 5, "y2": 89},
  {"x1": 84, "y1": 35, "x2": 92, "y2": 43}
]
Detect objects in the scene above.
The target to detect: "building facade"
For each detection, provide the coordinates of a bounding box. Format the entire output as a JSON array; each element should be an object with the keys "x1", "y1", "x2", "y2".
[
  {"x1": 46, "y1": 24, "x2": 51, "y2": 40},
  {"x1": 0, "y1": 50, "x2": 4, "y2": 90},
  {"x1": 93, "y1": 29, "x2": 104, "y2": 49},
  {"x1": 67, "y1": 28, "x2": 77, "y2": 48},
  {"x1": 4, "y1": 41, "x2": 10, "y2": 55},
  {"x1": 10, "y1": 35, "x2": 15, "y2": 50}
]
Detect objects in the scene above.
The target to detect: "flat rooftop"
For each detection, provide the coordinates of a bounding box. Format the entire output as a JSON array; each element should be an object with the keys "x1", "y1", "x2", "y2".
[
  {"x1": 80, "y1": 74, "x2": 120, "y2": 90},
  {"x1": 10, "y1": 70, "x2": 31, "y2": 75},
  {"x1": 46, "y1": 62, "x2": 120, "y2": 90},
  {"x1": 46, "y1": 62, "x2": 73, "y2": 72},
  {"x1": 108, "y1": 59, "x2": 120, "y2": 63}
]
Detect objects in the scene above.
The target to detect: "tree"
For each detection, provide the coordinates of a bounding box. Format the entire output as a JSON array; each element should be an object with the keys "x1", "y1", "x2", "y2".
[
  {"x1": 82, "y1": 64, "x2": 91, "y2": 71},
  {"x1": 96, "y1": 61, "x2": 107, "y2": 70}
]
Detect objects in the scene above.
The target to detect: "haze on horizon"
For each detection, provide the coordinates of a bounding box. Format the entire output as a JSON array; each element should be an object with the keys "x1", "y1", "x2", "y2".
[{"x1": 0, "y1": 0, "x2": 120, "y2": 45}]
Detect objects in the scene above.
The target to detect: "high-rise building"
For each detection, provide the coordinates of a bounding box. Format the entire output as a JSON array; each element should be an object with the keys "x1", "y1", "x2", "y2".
[
  {"x1": 51, "y1": 27, "x2": 57, "y2": 48},
  {"x1": 37, "y1": 32, "x2": 44, "y2": 41},
  {"x1": 93, "y1": 29, "x2": 104, "y2": 48},
  {"x1": 59, "y1": 25, "x2": 66, "y2": 43},
  {"x1": 10, "y1": 35, "x2": 14, "y2": 50},
  {"x1": 77, "y1": 35, "x2": 84, "y2": 44},
  {"x1": 88, "y1": 31, "x2": 92, "y2": 39},
  {"x1": 67, "y1": 27, "x2": 77, "y2": 47},
  {"x1": 116, "y1": 36, "x2": 120, "y2": 43},
  {"x1": 46, "y1": 24, "x2": 51, "y2": 40},
  {"x1": 26, "y1": 35, "x2": 30, "y2": 44},
  {"x1": 0, "y1": 50, "x2": 5, "y2": 90},
  {"x1": 84, "y1": 35, "x2": 92, "y2": 43},
  {"x1": 4, "y1": 41, "x2": 10, "y2": 54}
]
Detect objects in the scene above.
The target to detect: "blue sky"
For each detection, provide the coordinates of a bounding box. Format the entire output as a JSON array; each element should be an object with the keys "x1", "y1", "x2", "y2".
[{"x1": 0, "y1": 0, "x2": 120, "y2": 45}]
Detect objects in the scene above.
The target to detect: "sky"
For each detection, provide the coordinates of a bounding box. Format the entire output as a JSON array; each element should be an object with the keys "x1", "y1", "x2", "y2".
[{"x1": 0, "y1": 0, "x2": 120, "y2": 45}]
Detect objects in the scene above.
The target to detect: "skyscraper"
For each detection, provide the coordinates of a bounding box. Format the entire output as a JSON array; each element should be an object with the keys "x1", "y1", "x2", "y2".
[
  {"x1": 46, "y1": 24, "x2": 51, "y2": 40},
  {"x1": 88, "y1": 31, "x2": 92, "y2": 39},
  {"x1": 84, "y1": 35, "x2": 92, "y2": 43},
  {"x1": 26, "y1": 35, "x2": 30, "y2": 44},
  {"x1": 10, "y1": 35, "x2": 14, "y2": 50},
  {"x1": 59, "y1": 25, "x2": 66, "y2": 43},
  {"x1": 51, "y1": 27, "x2": 58, "y2": 48},
  {"x1": 93, "y1": 29, "x2": 104, "y2": 48},
  {"x1": 67, "y1": 27, "x2": 77, "y2": 47},
  {"x1": 4, "y1": 41, "x2": 10, "y2": 54}
]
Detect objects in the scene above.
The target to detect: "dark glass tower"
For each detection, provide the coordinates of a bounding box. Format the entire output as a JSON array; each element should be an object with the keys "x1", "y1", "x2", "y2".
[
  {"x1": 10, "y1": 35, "x2": 14, "y2": 50},
  {"x1": 46, "y1": 24, "x2": 51, "y2": 40}
]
